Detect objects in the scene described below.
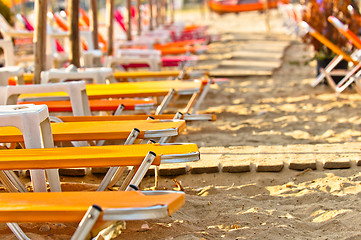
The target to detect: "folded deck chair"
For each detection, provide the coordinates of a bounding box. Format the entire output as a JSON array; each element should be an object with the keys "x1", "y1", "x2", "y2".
[
  {"x1": 327, "y1": 16, "x2": 361, "y2": 93},
  {"x1": 1, "y1": 190, "x2": 184, "y2": 240},
  {"x1": 299, "y1": 21, "x2": 360, "y2": 89}
]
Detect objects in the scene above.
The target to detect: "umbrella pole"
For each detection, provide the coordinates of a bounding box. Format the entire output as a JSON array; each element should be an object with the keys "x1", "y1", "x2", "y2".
[
  {"x1": 90, "y1": 0, "x2": 99, "y2": 50},
  {"x1": 137, "y1": 0, "x2": 141, "y2": 36},
  {"x1": 169, "y1": 0, "x2": 174, "y2": 24},
  {"x1": 106, "y1": 0, "x2": 114, "y2": 55},
  {"x1": 126, "y1": 0, "x2": 132, "y2": 41},
  {"x1": 69, "y1": 0, "x2": 81, "y2": 67},
  {"x1": 149, "y1": 0, "x2": 154, "y2": 31},
  {"x1": 33, "y1": 0, "x2": 47, "y2": 84}
]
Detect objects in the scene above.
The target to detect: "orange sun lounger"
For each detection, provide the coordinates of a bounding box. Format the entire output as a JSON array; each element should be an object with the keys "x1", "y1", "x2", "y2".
[
  {"x1": 0, "y1": 143, "x2": 198, "y2": 170},
  {"x1": 19, "y1": 98, "x2": 155, "y2": 113},
  {"x1": 0, "y1": 142, "x2": 199, "y2": 194},
  {"x1": 1, "y1": 190, "x2": 184, "y2": 239},
  {"x1": 17, "y1": 80, "x2": 204, "y2": 115},
  {"x1": 0, "y1": 119, "x2": 186, "y2": 143},
  {"x1": 8, "y1": 70, "x2": 188, "y2": 85}
]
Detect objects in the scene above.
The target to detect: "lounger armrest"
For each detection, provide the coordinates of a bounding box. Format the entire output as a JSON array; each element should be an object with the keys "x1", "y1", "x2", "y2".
[
  {"x1": 103, "y1": 204, "x2": 168, "y2": 220},
  {"x1": 160, "y1": 143, "x2": 200, "y2": 163},
  {"x1": 183, "y1": 114, "x2": 217, "y2": 121},
  {"x1": 103, "y1": 191, "x2": 184, "y2": 220}
]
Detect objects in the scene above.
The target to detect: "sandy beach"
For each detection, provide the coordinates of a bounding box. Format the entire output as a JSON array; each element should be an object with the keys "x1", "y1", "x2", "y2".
[{"x1": 2, "y1": 7, "x2": 361, "y2": 240}]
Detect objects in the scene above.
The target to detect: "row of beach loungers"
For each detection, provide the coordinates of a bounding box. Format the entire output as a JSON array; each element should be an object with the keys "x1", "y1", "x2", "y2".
[{"x1": 0, "y1": 5, "x2": 220, "y2": 239}]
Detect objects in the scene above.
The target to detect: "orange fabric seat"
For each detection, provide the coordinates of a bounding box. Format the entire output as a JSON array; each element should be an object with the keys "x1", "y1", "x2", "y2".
[
  {"x1": 18, "y1": 98, "x2": 154, "y2": 112},
  {"x1": 0, "y1": 119, "x2": 186, "y2": 143},
  {"x1": 8, "y1": 71, "x2": 187, "y2": 85},
  {"x1": 0, "y1": 191, "x2": 185, "y2": 223},
  {"x1": 18, "y1": 80, "x2": 202, "y2": 99},
  {"x1": 0, "y1": 143, "x2": 198, "y2": 170}
]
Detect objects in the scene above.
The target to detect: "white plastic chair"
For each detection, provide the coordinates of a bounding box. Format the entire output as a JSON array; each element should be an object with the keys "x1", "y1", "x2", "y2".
[
  {"x1": 0, "y1": 104, "x2": 61, "y2": 192},
  {"x1": 0, "y1": 81, "x2": 91, "y2": 116}
]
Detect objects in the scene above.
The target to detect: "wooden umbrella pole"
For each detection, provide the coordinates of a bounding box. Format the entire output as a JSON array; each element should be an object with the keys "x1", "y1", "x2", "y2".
[
  {"x1": 149, "y1": 0, "x2": 154, "y2": 31},
  {"x1": 69, "y1": 0, "x2": 81, "y2": 67},
  {"x1": 161, "y1": 0, "x2": 166, "y2": 25},
  {"x1": 33, "y1": 0, "x2": 47, "y2": 84},
  {"x1": 126, "y1": 0, "x2": 132, "y2": 41},
  {"x1": 90, "y1": 0, "x2": 99, "y2": 50},
  {"x1": 106, "y1": 0, "x2": 114, "y2": 55},
  {"x1": 155, "y1": 0, "x2": 160, "y2": 28},
  {"x1": 169, "y1": 0, "x2": 174, "y2": 24},
  {"x1": 264, "y1": 0, "x2": 270, "y2": 32},
  {"x1": 137, "y1": 0, "x2": 141, "y2": 36}
]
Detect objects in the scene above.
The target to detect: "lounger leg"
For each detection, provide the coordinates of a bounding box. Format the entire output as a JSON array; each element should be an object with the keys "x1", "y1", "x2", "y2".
[
  {"x1": 125, "y1": 152, "x2": 156, "y2": 191},
  {"x1": 97, "y1": 128, "x2": 140, "y2": 191},
  {"x1": 7, "y1": 223, "x2": 30, "y2": 240},
  {"x1": 322, "y1": 69, "x2": 337, "y2": 91},
  {"x1": 191, "y1": 77, "x2": 213, "y2": 114},
  {"x1": 312, "y1": 55, "x2": 343, "y2": 87},
  {"x1": 155, "y1": 89, "x2": 175, "y2": 115},
  {"x1": 0, "y1": 171, "x2": 25, "y2": 192},
  {"x1": 153, "y1": 112, "x2": 184, "y2": 188},
  {"x1": 336, "y1": 63, "x2": 361, "y2": 93},
  {"x1": 183, "y1": 92, "x2": 199, "y2": 113},
  {"x1": 113, "y1": 104, "x2": 125, "y2": 116},
  {"x1": 2, "y1": 170, "x2": 27, "y2": 192},
  {"x1": 119, "y1": 167, "x2": 137, "y2": 191},
  {"x1": 70, "y1": 205, "x2": 102, "y2": 240},
  {"x1": 336, "y1": 62, "x2": 361, "y2": 88}
]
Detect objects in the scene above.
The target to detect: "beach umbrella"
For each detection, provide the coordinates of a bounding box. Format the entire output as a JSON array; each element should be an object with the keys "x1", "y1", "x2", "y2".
[{"x1": 33, "y1": 0, "x2": 47, "y2": 84}]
